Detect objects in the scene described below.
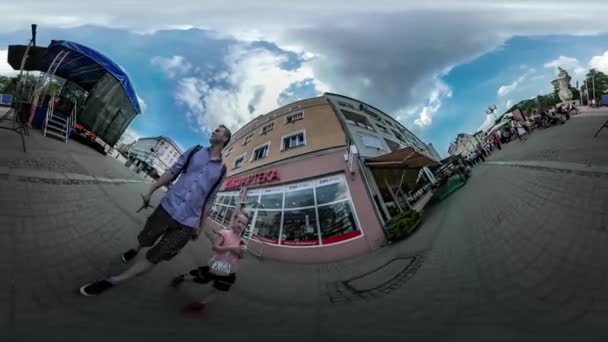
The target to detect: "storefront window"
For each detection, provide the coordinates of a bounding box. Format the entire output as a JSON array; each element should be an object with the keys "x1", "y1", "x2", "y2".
[
  {"x1": 315, "y1": 181, "x2": 348, "y2": 205},
  {"x1": 281, "y1": 208, "x2": 319, "y2": 246},
  {"x1": 210, "y1": 191, "x2": 239, "y2": 226},
  {"x1": 318, "y1": 201, "x2": 361, "y2": 244},
  {"x1": 212, "y1": 174, "x2": 361, "y2": 247},
  {"x1": 284, "y1": 187, "x2": 314, "y2": 208},
  {"x1": 252, "y1": 210, "x2": 281, "y2": 243},
  {"x1": 259, "y1": 192, "x2": 283, "y2": 209}
]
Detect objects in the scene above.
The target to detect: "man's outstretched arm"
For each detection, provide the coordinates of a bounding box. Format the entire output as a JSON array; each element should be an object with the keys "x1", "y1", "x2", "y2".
[{"x1": 143, "y1": 171, "x2": 175, "y2": 200}]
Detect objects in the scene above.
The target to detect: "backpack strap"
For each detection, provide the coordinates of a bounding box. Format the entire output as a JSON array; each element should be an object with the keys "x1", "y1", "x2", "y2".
[
  {"x1": 182, "y1": 144, "x2": 203, "y2": 174},
  {"x1": 171, "y1": 144, "x2": 202, "y2": 182},
  {"x1": 203, "y1": 164, "x2": 227, "y2": 206}
]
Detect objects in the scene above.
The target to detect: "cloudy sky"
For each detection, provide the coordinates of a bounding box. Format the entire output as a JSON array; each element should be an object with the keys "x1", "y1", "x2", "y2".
[{"x1": 2, "y1": 1, "x2": 608, "y2": 155}]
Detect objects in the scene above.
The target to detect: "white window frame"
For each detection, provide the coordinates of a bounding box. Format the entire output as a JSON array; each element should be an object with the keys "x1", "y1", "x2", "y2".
[
  {"x1": 358, "y1": 132, "x2": 385, "y2": 151},
  {"x1": 259, "y1": 121, "x2": 275, "y2": 135},
  {"x1": 224, "y1": 146, "x2": 234, "y2": 157},
  {"x1": 284, "y1": 111, "x2": 304, "y2": 124},
  {"x1": 250, "y1": 141, "x2": 271, "y2": 162},
  {"x1": 338, "y1": 101, "x2": 355, "y2": 109},
  {"x1": 376, "y1": 124, "x2": 388, "y2": 133},
  {"x1": 243, "y1": 133, "x2": 254, "y2": 145},
  {"x1": 281, "y1": 129, "x2": 307, "y2": 151},
  {"x1": 233, "y1": 152, "x2": 246, "y2": 169}
]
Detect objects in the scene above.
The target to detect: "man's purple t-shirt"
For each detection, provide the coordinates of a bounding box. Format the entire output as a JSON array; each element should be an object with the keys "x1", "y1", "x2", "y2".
[{"x1": 160, "y1": 147, "x2": 224, "y2": 228}]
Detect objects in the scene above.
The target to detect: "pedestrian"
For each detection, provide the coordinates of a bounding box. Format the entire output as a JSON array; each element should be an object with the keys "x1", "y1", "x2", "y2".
[
  {"x1": 79, "y1": 125, "x2": 232, "y2": 296},
  {"x1": 493, "y1": 133, "x2": 502, "y2": 150},
  {"x1": 478, "y1": 148, "x2": 485, "y2": 162},
  {"x1": 513, "y1": 121, "x2": 527, "y2": 142},
  {"x1": 171, "y1": 211, "x2": 249, "y2": 316}
]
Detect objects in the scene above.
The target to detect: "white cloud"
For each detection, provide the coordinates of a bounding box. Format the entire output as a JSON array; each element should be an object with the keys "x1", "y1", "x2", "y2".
[
  {"x1": 589, "y1": 51, "x2": 608, "y2": 74},
  {"x1": 497, "y1": 67, "x2": 536, "y2": 97},
  {"x1": 412, "y1": 80, "x2": 452, "y2": 127},
  {"x1": 173, "y1": 44, "x2": 328, "y2": 134},
  {"x1": 137, "y1": 96, "x2": 147, "y2": 113},
  {"x1": 117, "y1": 127, "x2": 140, "y2": 146},
  {"x1": 505, "y1": 99, "x2": 514, "y2": 108},
  {"x1": 543, "y1": 55, "x2": 586, "y2": 77},
  {"x1": 150, "y1": 55, "x2": 192, "y2": 79},
  {"x1": 498, "y1": 81, "x2": 518, "y2": 97},
  {"x1": 0, "y1": 50, "x2": 18, "y2": 76}
]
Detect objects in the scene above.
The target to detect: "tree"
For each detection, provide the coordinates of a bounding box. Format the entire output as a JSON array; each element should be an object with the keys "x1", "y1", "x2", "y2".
[
  {"x1": 584, "y1": 69, "x2": 608, "y2": 99},
  {"x1": 0, "y1": 76, "x2": 11, "y2": 93}
]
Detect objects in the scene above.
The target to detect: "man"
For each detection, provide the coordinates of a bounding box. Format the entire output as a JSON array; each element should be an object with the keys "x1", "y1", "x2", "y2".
[{"x1": 79, "y1": 125, "x2": 232, "y2": 296}]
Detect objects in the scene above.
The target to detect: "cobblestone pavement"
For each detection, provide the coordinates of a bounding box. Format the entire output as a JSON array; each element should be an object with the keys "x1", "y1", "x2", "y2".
[{"x1": 1, "y1": 108, "x2": 607, "y2": 341}]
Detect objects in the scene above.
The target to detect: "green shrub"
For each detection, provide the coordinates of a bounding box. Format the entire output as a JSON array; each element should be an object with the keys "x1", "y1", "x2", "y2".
[{"x1": 385, "y1": 209, "x2": 421, "y2": 242}]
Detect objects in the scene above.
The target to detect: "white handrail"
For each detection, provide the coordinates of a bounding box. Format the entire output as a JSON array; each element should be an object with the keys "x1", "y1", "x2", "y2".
[{"x1": 43, "y1": 95, "x2": 55, "y2": 137}]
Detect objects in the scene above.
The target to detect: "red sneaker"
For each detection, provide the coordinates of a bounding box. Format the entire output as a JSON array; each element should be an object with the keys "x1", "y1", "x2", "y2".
[
  {"x1": 181, "y1": 302, "x2": 205, "y2": 317},
  {"x1": 170, "y1": 275, "x2": 185, "y2": 288}
]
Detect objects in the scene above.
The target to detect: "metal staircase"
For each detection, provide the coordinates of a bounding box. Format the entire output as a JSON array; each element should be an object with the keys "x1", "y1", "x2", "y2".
[{"x1": 42, "y1": 96, "x2": 77, "y2": 143}]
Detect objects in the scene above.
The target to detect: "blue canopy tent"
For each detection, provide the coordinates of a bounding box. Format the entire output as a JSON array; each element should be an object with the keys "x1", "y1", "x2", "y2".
[{"x1": 7, "y1": 40, "x2": 141, "y2": 146}]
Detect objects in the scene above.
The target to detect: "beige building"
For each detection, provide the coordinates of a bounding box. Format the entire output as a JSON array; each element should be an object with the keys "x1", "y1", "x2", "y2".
[
  {"x1": 223, "y1": 96, "x2": 346, "y2": 177},
  {"x1": 208, "y1": 93, "x2": 438, "y2": 264}
]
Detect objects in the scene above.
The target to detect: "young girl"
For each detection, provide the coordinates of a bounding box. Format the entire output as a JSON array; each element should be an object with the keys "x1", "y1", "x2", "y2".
[{"x1": 170, "y1": 212, "x2": 248, "y2": 316}]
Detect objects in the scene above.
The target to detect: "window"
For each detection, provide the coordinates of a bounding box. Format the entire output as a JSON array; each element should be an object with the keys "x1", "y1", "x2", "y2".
[
  {"x1": 243, "y1": 133, "x2": 253, "y2": 145},
  {"x1": 362, "y1": 107, "x2": 381, "y2": 121},
  {"x1": 392, "y1": 129, "x2": 405, "y2": 142},
  {"x1": 338, "y1": 101, "x2": 355, "y2": 109},
  {"x1": 285, "y1": 111, "x2": 304, "y2": 124},
  {"x1": 225, "y1": 146, "x2": 234, "y2": 157},
  {"x1": 385, "y1": 120, "x2": 394, "y2": 127},
  {"x1": 359, "y1": 133, "x2": 385, "y2": 150},
  {"x1": 282, "y1": 131, "x2": 306, "y2": 150},
  {"x1": 376, "y1": 124, "x2": 388, "y2": 133},
  {"x1": 252, "y1": 143, "x2": 270, "y2": 161},
  {"x1": 233, "y1": 153, "x2": 246, "y2": 169},
  {"x1": 209, "y1": 191, "x2": 239, "y2": 226},
  {"x1": 260, "y1": 122, "x2": 274, "y2": 135},
  {"x1": 342, "y1": 110, "x2": 375, "y2": 131},
  {"x1": 215, "y1": 174, "x2": 361, "y2": 247},
  {"x1": 384, "y1": 138, "x2": 401, "y2": 152}
]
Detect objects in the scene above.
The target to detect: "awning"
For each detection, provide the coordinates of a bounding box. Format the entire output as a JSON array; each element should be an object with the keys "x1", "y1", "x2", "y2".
[
  {"x1": 365, "y1": 146, "x2": 440, "y2": 168},
  {"x1": 488, "y1": 119, "x2": 511, "y2": 135},
  {"x1": 7, "y1": 40, "x2": 141, "y2": 114}
]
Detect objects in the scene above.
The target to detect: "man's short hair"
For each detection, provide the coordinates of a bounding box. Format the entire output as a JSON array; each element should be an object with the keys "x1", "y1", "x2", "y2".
[{"x1": 219, "y1": 125, "x2": 232, "y2": 147}]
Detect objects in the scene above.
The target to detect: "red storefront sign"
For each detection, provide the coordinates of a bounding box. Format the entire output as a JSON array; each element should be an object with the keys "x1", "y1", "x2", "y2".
[
  {"x1": 251, "y1": 234, "x2": 279, "y2": 244},
  {"x1": 321, "y1": 230, "x2": 362, "y2": 245},
  {"x1": 222, "y1": 169, "x2": 280, "y2": 190},
  {"x1": 281, "y1": 239, "x2": 320, "y2": 246}
]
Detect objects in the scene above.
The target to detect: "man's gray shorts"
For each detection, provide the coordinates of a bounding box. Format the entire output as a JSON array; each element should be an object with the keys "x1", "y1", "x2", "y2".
[{"x1": 138, "y1": 205, "x2": 193, "y2": 264}]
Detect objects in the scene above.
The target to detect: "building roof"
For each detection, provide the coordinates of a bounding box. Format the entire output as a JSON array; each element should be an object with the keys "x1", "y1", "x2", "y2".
[
  {"x1": 228, "y1": 96, "x2": 324, "y2": 142},
  {"x1": 136, "y1": 136, "x2": 183, "y2": 154}
]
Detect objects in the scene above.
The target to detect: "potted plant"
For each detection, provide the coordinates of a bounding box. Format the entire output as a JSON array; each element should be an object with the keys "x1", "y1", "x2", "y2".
[{"x1": 385, "y1": 209, "x2": 422, "y2": 242}]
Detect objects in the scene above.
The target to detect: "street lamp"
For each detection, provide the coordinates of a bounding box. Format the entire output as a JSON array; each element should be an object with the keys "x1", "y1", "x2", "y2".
[
  {"x1": 486, "y1": 104, "x2": 498, "y2": 121},
  {"x1": 592, "y1": 75, "x2": 596, "y2": 105}
]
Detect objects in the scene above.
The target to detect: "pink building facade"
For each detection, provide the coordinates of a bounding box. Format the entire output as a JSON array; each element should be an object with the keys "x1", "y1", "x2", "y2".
[{"x1": 206, "y1": 148, "x2": 386, "y2": 264}]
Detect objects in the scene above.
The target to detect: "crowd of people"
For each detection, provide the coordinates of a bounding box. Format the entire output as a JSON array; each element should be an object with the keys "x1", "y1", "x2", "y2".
[{"x1": 465, "y1": 102, "x2": 580, "y2": 168}]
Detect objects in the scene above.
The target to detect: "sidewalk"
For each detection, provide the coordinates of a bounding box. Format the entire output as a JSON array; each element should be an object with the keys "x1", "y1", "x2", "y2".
[{"x1": 0, "y1": 115, "x2": 149, "y2": 181}]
